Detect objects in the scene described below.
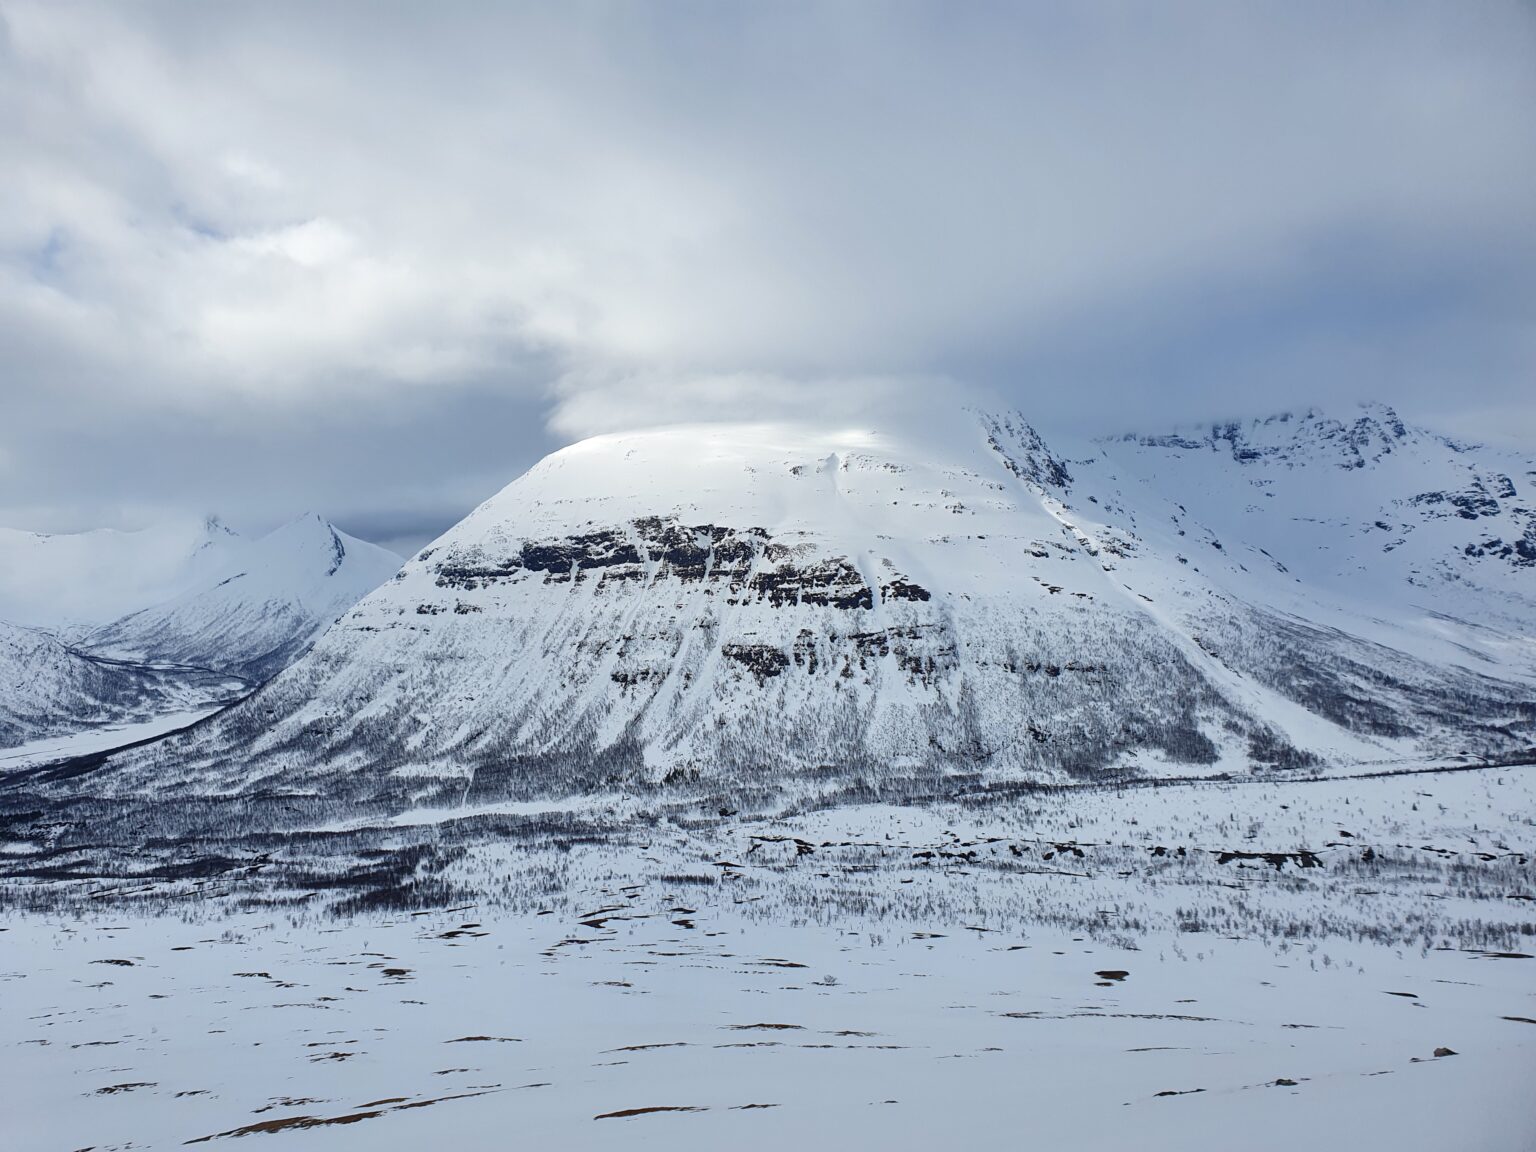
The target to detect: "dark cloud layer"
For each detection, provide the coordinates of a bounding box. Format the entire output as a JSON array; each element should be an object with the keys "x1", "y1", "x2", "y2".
[{"x1": 2, "y1": 1, "x2": 1532, "y2": 552}]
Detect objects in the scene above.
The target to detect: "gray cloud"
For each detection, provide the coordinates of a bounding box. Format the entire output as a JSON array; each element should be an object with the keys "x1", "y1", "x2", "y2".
[{"x1": 2, "y1": 1, "x2": 1532, "y2": 545}]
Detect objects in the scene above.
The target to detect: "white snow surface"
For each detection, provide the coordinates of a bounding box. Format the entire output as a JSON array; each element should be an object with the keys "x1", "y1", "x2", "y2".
[
  {"x1": 0, "y1": 618, "x2": 244, "y2": 750},
  {"x1": 8, "y1": 910, "x2": 1530, "y2": 1152},
  {"x1": 5, "y1": 405, "x2": 1531, "y2": 1152},
  {"x1": 0, "y1": 706, "x2": 224, "y2": 770},
  {"x1": 81, "y1": 513, "x2": 403, "y2": 680},
  {"x1": 5, "y1": 763, "x2": 1534, "y2": 1151}
]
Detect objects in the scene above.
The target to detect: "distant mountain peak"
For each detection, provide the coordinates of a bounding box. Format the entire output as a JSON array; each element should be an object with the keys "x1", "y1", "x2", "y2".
[
  {"x1": 76, "y1": 514, "x2": 399, "y2": 683},
  {"x1": 976, "y1": 409, "x2": 1073, "y2": 489},
  {"x1": 201, "y1": 514, "x2": 240, "y2": 538},
  {"x1": 1109, "y1": 401, "x2": 1429, "y2": 470}
]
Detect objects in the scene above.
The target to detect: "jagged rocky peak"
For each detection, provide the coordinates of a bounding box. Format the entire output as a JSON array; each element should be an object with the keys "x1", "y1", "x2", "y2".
[
  {"x1": 977, "y1": 410, "x2": 1073, "y2": 489},
  {"x1": 260, "y1": 511, "x2": 349, "y2": 574},
  {"x1": 1115, "y1": 402, "x2": 1425, "y2": 468},
  {"x1": 200, "y1": 513, "x2": 240, "y2": 540}
]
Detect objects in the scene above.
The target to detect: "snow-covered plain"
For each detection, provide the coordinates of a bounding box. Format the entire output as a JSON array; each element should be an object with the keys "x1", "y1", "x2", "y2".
[
  {"x1": 4, "y1": 765, "x2": 1533, "y2": 1150},
  {"x1": 7, "y1": 906, "x2": 1532, "y2": 1152}
]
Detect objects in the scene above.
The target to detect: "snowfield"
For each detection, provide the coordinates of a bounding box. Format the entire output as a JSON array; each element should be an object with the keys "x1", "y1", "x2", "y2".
[
  {"x1": 6, "y1": 908, "x2": 1532, "y2": 1151},
  {"x1": 4, "y1": 764, "x2": 1534, "y2": 1150},
  {"x1": 5, "y1": 762, "x2": 1534, "y2": 1151},
  {"x1": 0, "y1": 515, "x2": 247, "y2": 634}
]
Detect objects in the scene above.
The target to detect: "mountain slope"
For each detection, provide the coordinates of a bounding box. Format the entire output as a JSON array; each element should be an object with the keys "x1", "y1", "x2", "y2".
[
  {"x1": 58, "y1": 408, "x2": 1534, "y2": 814},
  {"x1": 1086, "y1": 406, "x2": 1536, "y2": 628}
]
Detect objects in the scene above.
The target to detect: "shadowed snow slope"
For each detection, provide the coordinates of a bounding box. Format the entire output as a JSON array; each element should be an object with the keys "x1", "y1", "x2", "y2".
[
  {"x1": 70, "y1": 405, "x2": 1534, "y2": 809},
  {"x1": 0, "y1": 619, "x2": 243, "y2": 749}
]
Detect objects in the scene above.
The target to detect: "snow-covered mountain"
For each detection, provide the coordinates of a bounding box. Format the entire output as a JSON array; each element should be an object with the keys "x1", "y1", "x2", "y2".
[
  {"x1": 0, "y1": 515, "x2": 401, "y2": 749},
  {"x1": 1091, "y1": 406, "x2": 1535, "y2": 621},
  {"x1": 81, "y1": 514, "x2": 403, "y2": 682},
  {"x1": 62, "y1": 404, "x2": 1533, "y2": 813},
  {"x1": 0, "y1": 516, "x2": 245, "y2": 634}
]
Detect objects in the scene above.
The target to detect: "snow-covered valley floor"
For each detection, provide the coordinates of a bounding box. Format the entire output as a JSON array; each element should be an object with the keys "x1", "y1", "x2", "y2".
[
  {"x1": 3, "y1": 765, "x2": 1533, "y2": 1150},
  {"x1": 5, "y1": 905, "x2": 1533, "y2": 1151}
]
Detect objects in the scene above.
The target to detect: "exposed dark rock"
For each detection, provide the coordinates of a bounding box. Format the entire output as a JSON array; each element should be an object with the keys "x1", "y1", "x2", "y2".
[
  {"x1": 883, "y1": 579, "x2": 932, "y2": 602},
  {"x1": 721, "y1": 644, "x2": 791, "y2": 681},
  {"x1": 1412, "y1": 482, "x2": 1501, "y2": 521},
  {"x1": 750, "y1": 558, "x2": 872, "y2": 610},
  {"x1": 982, "y1": 413, "x2": 1073, "y2": 488},
  {"x1": 433, "y1": 555, "x2": 521, "y2": 591},
  {"x1": 1216, "y1": 849, "x2": 1322, "y2": 870}
]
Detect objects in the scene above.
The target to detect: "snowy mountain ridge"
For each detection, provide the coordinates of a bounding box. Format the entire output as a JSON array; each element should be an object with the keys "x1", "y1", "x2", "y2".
[
  {"x1": 81, "y1": 513, "x2": 402, "y2": 682},
  {"x1": 1086, "y1": 402, "x2": 1535, "y2": 621},
  {"x1": 0, "y1": 619, "x2": 244, "y2": 750},
  {"x1": 1112, "y1": 403, "x2": 1423, "y2": 465}
]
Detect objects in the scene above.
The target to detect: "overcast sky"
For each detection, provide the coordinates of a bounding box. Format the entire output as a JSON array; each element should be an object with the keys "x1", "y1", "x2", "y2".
[{"x1": 3, "y1": 2, "x2": 1533, "y2": 554}]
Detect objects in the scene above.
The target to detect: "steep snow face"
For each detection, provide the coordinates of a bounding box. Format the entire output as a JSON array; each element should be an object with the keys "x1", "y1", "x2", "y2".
[
  {"x1": 0, "y1": 517, "x2": 244, "y2": 632},
  {"x1": 80, "y1": 410, "x2": 1534, "y2": 808},
  {"x1": 81, "y1": 515, "x2": 403, "y2": 682}
]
